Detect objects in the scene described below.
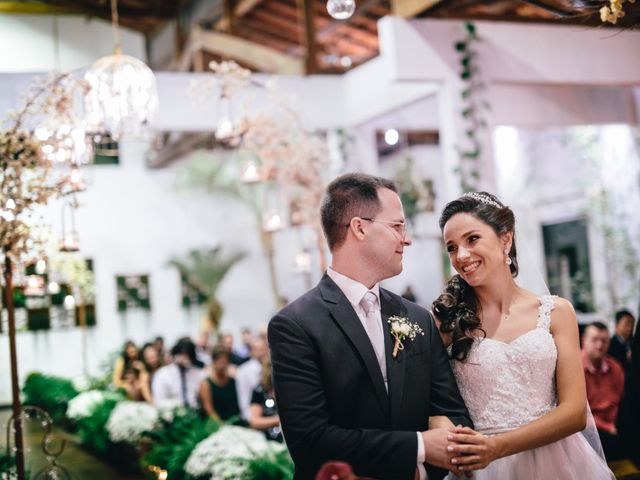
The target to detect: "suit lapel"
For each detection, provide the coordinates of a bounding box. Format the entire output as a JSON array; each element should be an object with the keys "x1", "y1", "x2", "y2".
[
  {"x1": 320, "y1": 275, "x2": 390, "y2": 419},
  {"x1": 380, "y1": 288, "x2": 408, "y2": 427}
]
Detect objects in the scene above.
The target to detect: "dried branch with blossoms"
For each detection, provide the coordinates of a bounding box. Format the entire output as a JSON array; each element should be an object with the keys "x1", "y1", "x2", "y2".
[
  {"x1": 600, "y1": 0, "x2": 636, "y2": 23},
  {"x1": 0, "y1": 73, "x2": 88, "y2": 265}
]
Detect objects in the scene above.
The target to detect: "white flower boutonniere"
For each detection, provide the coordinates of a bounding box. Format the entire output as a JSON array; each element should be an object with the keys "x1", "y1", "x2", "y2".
[{"x1": 388, "y1": 315, "x2": 424, "y2": 358}]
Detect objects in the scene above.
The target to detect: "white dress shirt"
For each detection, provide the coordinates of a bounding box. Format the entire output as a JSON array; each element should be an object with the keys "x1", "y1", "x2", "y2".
[
  {"x1": 326, "y1": 268, "x2": 427, "y2": 479},
  {"x1": 151, "y1": 363, "x2": 206, "y2": 409}
]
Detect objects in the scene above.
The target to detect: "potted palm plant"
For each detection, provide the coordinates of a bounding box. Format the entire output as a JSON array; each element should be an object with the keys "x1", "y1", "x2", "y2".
[{"x1": 169, "y1": 247, "x2": 246, "y2": 336}]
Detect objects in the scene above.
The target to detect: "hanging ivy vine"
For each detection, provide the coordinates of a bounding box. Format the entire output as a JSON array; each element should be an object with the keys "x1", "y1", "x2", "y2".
[{"x1": 454, "y1": 22, "x2": 489, "y2": 192}]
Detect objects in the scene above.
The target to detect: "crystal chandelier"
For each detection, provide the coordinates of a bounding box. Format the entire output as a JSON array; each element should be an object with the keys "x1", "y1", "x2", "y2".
[{"x1": 84, "y1": 0, "x2": 158, "y2": 140}]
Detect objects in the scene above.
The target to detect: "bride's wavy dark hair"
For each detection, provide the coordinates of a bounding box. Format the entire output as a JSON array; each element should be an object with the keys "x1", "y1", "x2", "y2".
[{"x1": 432, "y1": 192, "x2": 518, "y2": 361}]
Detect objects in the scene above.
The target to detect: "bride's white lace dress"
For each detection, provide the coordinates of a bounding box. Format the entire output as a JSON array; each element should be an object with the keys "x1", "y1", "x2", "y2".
[{"x1": 449, "y1": 295, "x2": 614, "y2": 479}]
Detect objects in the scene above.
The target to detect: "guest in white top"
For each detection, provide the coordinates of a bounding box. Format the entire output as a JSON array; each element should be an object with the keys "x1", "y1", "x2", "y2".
[
  {"x1": 235, "y1": 337, "x2": 269, "y2": 420},
  {"x1": 152, "y1": 337, "x2": 205, "y2": 409}
]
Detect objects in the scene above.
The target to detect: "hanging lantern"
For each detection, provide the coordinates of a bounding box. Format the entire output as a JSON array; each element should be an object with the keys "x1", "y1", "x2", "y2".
[
  {"x1": 84, "y1": 0, "x2": 158, "y2": 140},
  {"x1": 239, "y1": 157, "x2": 263, "y2": 184},
  {"x1": 60, "y1": 199, "x2": 80, "y2": 253},
  {"x1": 262, "y1": 186, "x2": 287, "y2": 232},
  {"x1": 326, "y1": 0, "x2": 356, "y2": 19}
]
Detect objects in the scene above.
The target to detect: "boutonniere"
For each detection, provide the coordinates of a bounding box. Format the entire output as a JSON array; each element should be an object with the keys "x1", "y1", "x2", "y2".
[{"x1": 388, "y1": 316, "x2": 424, "y2": 358}]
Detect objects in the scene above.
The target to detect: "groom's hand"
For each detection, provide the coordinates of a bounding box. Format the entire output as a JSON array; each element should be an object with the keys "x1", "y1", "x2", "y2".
[{"x1": 421, "y1": 428, "x2": 465, "y2": 477}]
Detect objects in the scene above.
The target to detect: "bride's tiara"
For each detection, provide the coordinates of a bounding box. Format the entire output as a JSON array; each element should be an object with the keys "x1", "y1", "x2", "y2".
[{"x1": 461, "y1": 192, "x2": 503, "y2": 209}]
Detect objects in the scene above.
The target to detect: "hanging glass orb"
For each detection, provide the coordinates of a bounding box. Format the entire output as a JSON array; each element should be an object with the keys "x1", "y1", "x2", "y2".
[
  {"x1": 326, "y1": 0, "x2": 356, "y2": 20},
  {"x1": 84, "y1": 53, "x2": 159, "y2": 140}
]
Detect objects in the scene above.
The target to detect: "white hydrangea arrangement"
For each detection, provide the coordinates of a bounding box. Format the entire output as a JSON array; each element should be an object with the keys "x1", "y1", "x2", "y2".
[
  {"x1": 155, "y1": 398, "x2": 189, "y2": 423},
  {"x1": 106, "y1": 401, "x2": 159, "y2": 443},
  {"x1": 184, "y1": 425, "x2": 286, "y2": 479},
  {"x1": 66, "y1": 390, "x2": 121, "y2": 420}
]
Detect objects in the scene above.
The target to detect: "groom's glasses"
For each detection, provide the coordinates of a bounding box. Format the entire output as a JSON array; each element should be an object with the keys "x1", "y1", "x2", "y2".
[{"x1": 354, "y1": 217, "x2": 408, "y2": 239}]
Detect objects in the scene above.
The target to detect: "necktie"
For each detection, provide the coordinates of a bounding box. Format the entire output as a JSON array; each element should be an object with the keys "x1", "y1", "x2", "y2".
[
  {"x1": 179, "y1": 366, "x2": 189, "y2": 407},
  {"x1": 359, "y1": 291, "x2": 387, "y2": 388}
]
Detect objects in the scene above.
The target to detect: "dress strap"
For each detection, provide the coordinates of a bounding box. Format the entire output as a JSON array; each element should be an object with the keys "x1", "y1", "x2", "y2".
[{"x1": 536, "y1": 295, "x2": 556, "y2": 331}]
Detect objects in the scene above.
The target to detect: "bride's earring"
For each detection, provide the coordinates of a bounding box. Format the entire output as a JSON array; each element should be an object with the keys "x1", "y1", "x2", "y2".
[{"x1": 505, "y1": 249, "x2": 512, "y2": 265}]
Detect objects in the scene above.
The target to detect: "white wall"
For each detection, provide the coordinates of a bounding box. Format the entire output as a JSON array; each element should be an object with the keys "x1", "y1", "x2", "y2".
[{"x1": 0, "y1": 14, "x2": 146, "y2": 73}]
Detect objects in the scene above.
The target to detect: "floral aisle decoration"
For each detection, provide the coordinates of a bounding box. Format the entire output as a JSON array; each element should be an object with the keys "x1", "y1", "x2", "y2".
[
  {"x1": 21, "y1": 373, "x2": 79, "y2": 426},
  {"x1": 21, "y1": 369, "x2": 294, "y2": 479},
  {"x1": 600, "y1": 0, "x2": 636, "y2": 23},
  {"x1": 66, "y1": 390, "x2": 122, "y2": 421},
  {"x1": 106, "y1": 401, "x2": 159, "y2": 443},
  {"x1": 142, "y1": 410, "x2": 220, "y2": 480},
  {"x1": 184, "y1": 425, "x2": 288, "y2": 479}
]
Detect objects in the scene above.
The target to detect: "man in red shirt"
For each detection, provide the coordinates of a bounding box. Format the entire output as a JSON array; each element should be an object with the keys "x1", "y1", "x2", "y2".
[{"x1": 582, "y1": 321, "x2": 625, "y2": 460}]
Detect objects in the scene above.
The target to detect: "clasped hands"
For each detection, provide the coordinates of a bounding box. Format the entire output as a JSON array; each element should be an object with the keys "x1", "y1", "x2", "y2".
[{"x1": 422, "y1": 425, "x2": 499, "y2": 478}]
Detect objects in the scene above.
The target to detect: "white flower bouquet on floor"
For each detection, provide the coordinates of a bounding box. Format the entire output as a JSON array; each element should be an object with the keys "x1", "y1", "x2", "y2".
[
  {"x1": 66, "y1": 390, "x2": 122, "y2": 420},
  {"x1": 184, "y1": 425, "x2": 286, "y2": 479},
  {"x1": 106, "y1": 401, "x2": 159, "y2": 443}
]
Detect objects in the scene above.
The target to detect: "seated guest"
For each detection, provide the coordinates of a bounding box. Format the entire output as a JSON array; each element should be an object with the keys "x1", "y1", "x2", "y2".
[
  {"x1": 153, "y1": 335, "x2": 171, "y2": 365},
  {"x1": 582, "y1": 321, "x2": 625, "y2": 460},
  {"x1": 235, "y1": 337, "x2": 269, "y2": 420},
  {"x1": 198, "y1": 346, "x2": 240, "y2": 422},
  {"x1": 122, "y1": 366, "x2": 152, "y2": 402},
  {"x1": 220, "y1": 333, "x2": 249, "y2": 367},
  {"x1": 112, "y1": 340, "x2": 144, "y2": 389},
  {"x1": 152, "y1": 338, "x2": 205, "y2": 409},
  {"x1": 609, "y1": 309, "x2": 635, "y2": 372},
  {"x1": 141, "y1": 342, "x2": 163, "y2": 378},
  {"x1": 249, "y1": 357, "x2": 282, "y2": 442}
]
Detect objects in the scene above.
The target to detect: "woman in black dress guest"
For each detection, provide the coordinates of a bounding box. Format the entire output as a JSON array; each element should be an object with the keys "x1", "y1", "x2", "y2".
[
  {"x1": 198, "y1": 346, "x2": 240, "y2": 422},
  {"x1": 249, "y1": 357, "x2": 282, "y2": 442}
]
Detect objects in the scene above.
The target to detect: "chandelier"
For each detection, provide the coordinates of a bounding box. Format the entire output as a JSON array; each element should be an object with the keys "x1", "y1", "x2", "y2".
[{"x1": 84, "y1": 0, "x2": 158, "y2": 140}]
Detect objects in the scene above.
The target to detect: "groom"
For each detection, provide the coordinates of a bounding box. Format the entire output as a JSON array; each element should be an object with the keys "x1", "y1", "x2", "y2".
[{"x1": 268, "y1": 173, "x2": 472, "y2": 480}]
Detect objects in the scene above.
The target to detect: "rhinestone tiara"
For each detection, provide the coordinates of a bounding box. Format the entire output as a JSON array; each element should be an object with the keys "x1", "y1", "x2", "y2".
[{"x1": 462, "y1": 192, "x2": 503, "y2": 209}]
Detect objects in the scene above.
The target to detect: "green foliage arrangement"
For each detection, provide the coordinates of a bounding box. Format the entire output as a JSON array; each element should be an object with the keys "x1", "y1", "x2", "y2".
[
  {"x1": 21, "y1": 372, "x2": 78, "y2": 425},
  {"x1": 20, "y1": 370, "x2": 294, "y2": 479},
  {"x1": 74, "y1": 396, "x2": 121, "y2": 455},
  {"x1": 141, "y1": 410, "x2": 220, "y2": 480},
  {"x1": 0, "y1": 453, "x2": 30, "y2": 479},
  {"x1": 244, "y1": 448, "x2": 295, "y2": 480}
]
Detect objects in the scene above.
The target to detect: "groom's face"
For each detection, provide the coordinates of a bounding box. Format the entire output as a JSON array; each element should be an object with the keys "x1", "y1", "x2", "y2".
[{"x1": 363, "y1": 187, "x2": 411, "y2": 280}]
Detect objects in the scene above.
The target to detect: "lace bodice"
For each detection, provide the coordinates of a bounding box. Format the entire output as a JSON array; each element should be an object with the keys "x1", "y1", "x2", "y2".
[{"x1": 452, "y1": 295, "x2": 558, "y2": 434}]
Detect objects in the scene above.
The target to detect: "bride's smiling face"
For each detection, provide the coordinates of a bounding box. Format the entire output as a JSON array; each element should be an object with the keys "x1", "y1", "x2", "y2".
[{"x1": 443, "y1": 212, "x2": 512, "y2": 286}]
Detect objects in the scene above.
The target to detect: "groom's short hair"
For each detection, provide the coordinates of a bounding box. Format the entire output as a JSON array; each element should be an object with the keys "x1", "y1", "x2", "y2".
[{"x1": 321, "y1": 173, "x2": 397, "y2": 250}]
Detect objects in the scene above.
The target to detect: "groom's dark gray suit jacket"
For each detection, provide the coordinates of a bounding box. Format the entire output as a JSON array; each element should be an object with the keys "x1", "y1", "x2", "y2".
[{"x1": 268, "y1": 274, "x2": 473, "y2": 480}]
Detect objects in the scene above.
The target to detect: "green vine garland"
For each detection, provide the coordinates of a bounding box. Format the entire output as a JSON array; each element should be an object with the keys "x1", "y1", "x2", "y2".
[{"x1": 454, "y1": 22, "x2": 489, "y2": 192}]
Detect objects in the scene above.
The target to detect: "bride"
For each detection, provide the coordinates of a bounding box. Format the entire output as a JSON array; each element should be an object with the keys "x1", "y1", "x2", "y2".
[{"x1": 432, "y1": 192, "x2": 614, "y2": 479}]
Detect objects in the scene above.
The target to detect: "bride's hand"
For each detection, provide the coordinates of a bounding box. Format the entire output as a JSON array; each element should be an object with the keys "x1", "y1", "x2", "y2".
[{"x1": 446, "y1": 426, "x2": 499, "y2": 472}]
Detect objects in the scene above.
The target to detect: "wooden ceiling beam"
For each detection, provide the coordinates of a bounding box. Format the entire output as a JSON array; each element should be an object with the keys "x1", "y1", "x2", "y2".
[
  {"x1": 248, "y1": 9, "x2": 304, "y2": 38},
  {"x1": 242, "y1": 15, "x2": 303, "y2": 45},
  {"x1": 216, "y1": 0, "x2": 265, "y2": 30},
  {"x1": 297, "y1": 0, "x2": 319, "y2": 74},
  {"x1": 192, "y1": 26, "x2": 305, "y2": 74},
  {"x1": 263, "y1": 0, "x2": 301, "y2": 21},
  {"x1": 233, "y1": 24, "x2": 301, "y2": 53},
  {"x1": 147, "y1": 132, "x2": 216, "y2": 169}
]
